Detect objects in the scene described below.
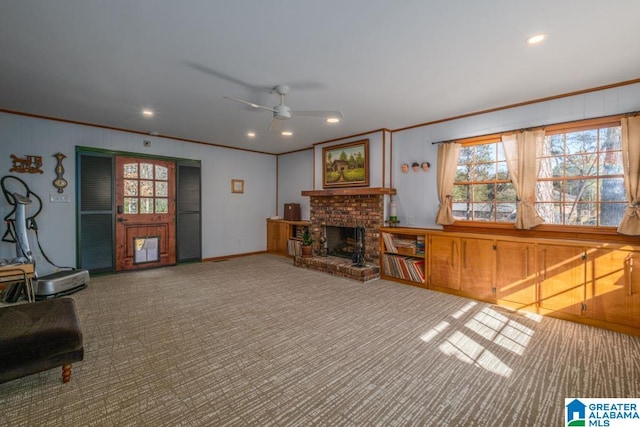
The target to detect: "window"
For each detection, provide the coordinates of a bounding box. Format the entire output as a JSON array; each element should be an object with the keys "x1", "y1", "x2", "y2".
[
  {"x1": 123, "y1": 162, "x2": 169, "y2": 214},
  {"x1": 452, "y1": 119, "x2": 625, "y2": 228},
  {"x1": 537, "y1": 125, "x2": 624, "y2": 226},
  {"x1": 453, "y1": 141, "x2": 517, "y2": 222}
]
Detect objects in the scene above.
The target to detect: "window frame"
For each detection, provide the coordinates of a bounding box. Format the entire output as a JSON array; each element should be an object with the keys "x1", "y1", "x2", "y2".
[{"x1": 445, "y1": 115, "x2": 628, "y2": 240}]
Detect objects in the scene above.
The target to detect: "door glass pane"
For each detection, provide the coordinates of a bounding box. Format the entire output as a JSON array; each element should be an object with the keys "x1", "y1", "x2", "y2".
[
  {"x1": 124, "y1": 180, "x2": 138, "y2": 196},
  {"x1": 155, "y1": 181, "x2": 168, "y2": 197},
  {"x1": 155, "y1": 165, "x2": 168, "y2": 180},
  {"x1": 140, "y1": 163, "x2": 153, "y2": 179},
  {"x1": 155, "y1": 198, "x2": 168, "y2": 213},
  {"x1": 140, "y1": 198, "x2": 154, "y2": 213},
  {"x1": 140, "y1": 180, "x2": 154, "y2": 196},
  {"x1": 124, "y1": 197, "x2": 138, "y2": 214},
  {"x1": 123, "y1": 163, "x2": 138, "y2": 178}
]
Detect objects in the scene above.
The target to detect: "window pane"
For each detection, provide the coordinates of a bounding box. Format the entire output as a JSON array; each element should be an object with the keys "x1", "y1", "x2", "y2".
[
  {"x1": 497, "y1": 203, "x2": 517, "y2": 222},
  {"x1": 124, "y1": 197, "x2": 137, "y2": 214},
  {"x1": 600, "y1": 203, "x2": 625, "y2": 226},
  {"x1": 140, "y1": 198, "x2": 153, "y2": 213},
  {"x1": 495, "y1": 182, "x2": 516, "y2": 201},
  {"x1": 550, "y1": 156, "x2": 565, "y2": 177},
  {"x1": 566, "y1": 130, "x2": 597, "y2": 154},
  {"x1": 565, "y1": 154, "x2": 596, "y2": 177},
  {"x1": 453, "y1": 184, "x2": 471, "y2": 202},
  {"x1": 496, "y1": 161, "x2": 509, "y2": 179},
  {"x1": 140, "y1": 163, "x2": 153, "y2": 179},
  {"x1": 123, "y1": 163, "x2": 138, "y2": 178},
  {"x1": 536, "y1": 180, "x2": 555, "y2": 203},
  {"x1": 140, "y1": 180, "x2": 154, "y2": 196},
  {"x1": 599, "y1": 152, "x2": 623, "y2": 175},
  {"x1": 600, "y1": 178, "x2": 626, "y2": 202},
  {"x1": 155, "y1": 181, "x2": 168, "y2": 197},
  {"x1": 472, "y1": 203, "x2": 493, "y2": 221},
  {"x1": 548, "y1": 134, "x2": 564, "y2": 155},
  {"x1": 475, "y1": 163, "x2": 496, "y2": 181},
  {"x1": 475, "y1": 144, "x2": 496, "y2": 162},
  {"x1": 456, "y1": 165, "x2": 472, "y2": 183},
  {"x1": 472, "y1": 184, "x2": 493, "y2": 202},
  {"x1": 124, "y1": 179, "x2": 138, "y2": 196},
  {"x1": 459, "y1": 146, "x2": 475, "y2": 165},
  {"x1": 155, "y1": 165, "x2": 168, "y2": 180},
  {"x1": 565, "y1": 203, "x2": 595, "y2": 225},
  {"x1": 155, "y1": 198, "x2": 168, "y2": 213},
  {"x1": 600, "y1": 127, "x2": 621, "y2": 151}
]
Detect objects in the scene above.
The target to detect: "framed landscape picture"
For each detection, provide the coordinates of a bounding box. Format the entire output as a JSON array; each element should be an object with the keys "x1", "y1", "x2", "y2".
[{"x1": 322, "y1": 139, "x2": 369, "y2": 188}]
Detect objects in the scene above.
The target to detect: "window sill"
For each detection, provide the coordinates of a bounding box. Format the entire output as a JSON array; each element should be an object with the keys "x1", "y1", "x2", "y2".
[{"x1": 443, "y1": 221, "x2": 640, "y2": 244}]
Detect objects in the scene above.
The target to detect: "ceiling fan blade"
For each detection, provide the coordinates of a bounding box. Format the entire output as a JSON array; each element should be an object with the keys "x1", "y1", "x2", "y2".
[
  {"x1": 185, "y1": 62, "x2": 270, "y2": 92},
  {"x1": 291, "y1": 110, "x2": 344, "y2": 118},
  {"x1": 268, "y1": 118, "x2": 284, "y2": 132},
  {"x1": 223, "y1": 96, "x2": 276, "y2": 113}
]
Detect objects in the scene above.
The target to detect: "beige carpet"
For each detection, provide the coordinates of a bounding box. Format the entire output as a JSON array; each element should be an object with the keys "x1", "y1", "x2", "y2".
[{"x1": 1, "y1": 254, "x2": 639, "y2": 426}]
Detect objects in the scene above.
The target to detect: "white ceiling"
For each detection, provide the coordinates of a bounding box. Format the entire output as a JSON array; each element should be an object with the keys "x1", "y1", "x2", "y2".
[{"x1": 2, "y1": 1, "x2": 639, "y2": 155}]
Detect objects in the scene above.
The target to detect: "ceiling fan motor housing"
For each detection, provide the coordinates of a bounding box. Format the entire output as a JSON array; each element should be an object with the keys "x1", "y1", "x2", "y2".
[{"x1": 273, "y1": 104, "x2": 291, "y2": 120}]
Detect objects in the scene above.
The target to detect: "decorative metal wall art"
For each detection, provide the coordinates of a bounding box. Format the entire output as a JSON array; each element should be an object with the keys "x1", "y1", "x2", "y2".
[{"x1": 10, "y1": 154, "x2": 43, "y2": 174}]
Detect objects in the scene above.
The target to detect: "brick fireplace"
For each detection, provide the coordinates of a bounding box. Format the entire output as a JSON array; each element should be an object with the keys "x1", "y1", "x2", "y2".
[{"x1": 294, "y1": 188, "x2": 395, "y2": 282}]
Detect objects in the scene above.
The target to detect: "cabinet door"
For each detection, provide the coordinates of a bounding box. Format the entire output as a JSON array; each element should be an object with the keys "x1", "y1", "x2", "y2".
[
  {"x1": 429, "y1": 235, "x2": 460, "y2": 290},
  {"x1": 496, "y1": 241, "x2": 537, "y2": 310},
  {"x1": 460, "y1": 237, "x2": 495, "y2": 302},
  {"x1": 587, "y1": 249, "x2": 640, "y2": 328},
  {"x1": 537, "y1": 244, "x2": 585, "y2": 316},
  {"x1": 266, "y1": 221, "x2": 288, "y2": 255}
]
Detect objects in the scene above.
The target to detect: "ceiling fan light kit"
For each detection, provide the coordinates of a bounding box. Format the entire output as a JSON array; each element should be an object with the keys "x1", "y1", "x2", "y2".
[{"x1": 224, "y1": 83, "x2": 343, "y2": 134}]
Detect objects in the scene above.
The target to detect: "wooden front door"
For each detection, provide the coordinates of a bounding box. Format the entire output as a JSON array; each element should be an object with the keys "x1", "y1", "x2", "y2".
[{"x1": 115, "y1": 156, "x2": 176, "y2": 271}]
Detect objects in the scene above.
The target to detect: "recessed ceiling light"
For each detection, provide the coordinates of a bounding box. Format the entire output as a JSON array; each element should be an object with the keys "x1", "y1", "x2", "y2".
[
  {"x1": 247, "y1": 131, "x2": 256, "y2": 138},
  {"x1": 281, "y1": 131, "x2": 293, "y2": 136},
  {"x1": 526, "y1": 34, "x2": 546, "y2": 45},
  {"x1": 142, "y1": 109, "x2": 154, "y2": 117},
  {"x1": 326, "y1": 117, "x2": 340, "y2": 124}
]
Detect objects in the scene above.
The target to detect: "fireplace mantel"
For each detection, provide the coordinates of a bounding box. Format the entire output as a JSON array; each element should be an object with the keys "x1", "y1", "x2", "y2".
[{"x1": 301, "y1": 187, "x2": 396, "y2": 197}]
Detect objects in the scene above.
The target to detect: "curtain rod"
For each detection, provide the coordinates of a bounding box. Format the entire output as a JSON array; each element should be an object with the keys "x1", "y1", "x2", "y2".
[{"x1": 429, "y1": 110, "x2": 640, "y2": 145}]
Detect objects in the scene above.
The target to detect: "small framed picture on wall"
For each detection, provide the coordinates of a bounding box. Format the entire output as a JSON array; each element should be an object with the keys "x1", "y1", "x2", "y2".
[{"x1": 231, "y1": 179, "x2": 244, "y2": 194}]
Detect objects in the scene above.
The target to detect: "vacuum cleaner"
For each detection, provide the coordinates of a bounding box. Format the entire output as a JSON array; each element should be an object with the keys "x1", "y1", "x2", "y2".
[{"x1": 2, "y1": 175, "x2": 89, "y2": 301}]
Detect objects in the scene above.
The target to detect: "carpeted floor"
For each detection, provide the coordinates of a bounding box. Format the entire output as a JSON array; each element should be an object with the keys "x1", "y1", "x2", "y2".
[{"x1": 1, "y1": 254, "x2": 639, "y2": 426}]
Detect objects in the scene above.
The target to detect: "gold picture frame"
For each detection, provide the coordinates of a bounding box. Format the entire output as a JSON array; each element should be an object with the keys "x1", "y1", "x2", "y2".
[
  {"x1": 231, "y1": 179, "x2": 244, "y2": 194},
  {"x1": 322, "y1": 139, "x2": 369, "y2": 188}
]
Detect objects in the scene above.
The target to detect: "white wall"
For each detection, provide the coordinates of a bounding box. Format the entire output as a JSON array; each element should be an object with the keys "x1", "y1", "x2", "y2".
[
  {"x1": 0, "y1": 112, "x2": 276, "y2": 275},
  {"x1": 276, "y1": 149, "x2": 313, "y2": 220},
  {"x1": 391, "y1": 83, "x2": 640, "y2": 228}
]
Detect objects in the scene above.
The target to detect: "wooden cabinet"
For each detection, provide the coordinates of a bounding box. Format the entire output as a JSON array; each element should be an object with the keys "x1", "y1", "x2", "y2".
[
  {"x1": 459, "y1": 237, "x2": 495, "y2": 302},
  {"x1": 381, "y1": 229, "x2": 640, "y2": 335},
  {"x1": 495, "y1": 240, "x2": 536, "y2": 310},
  {"x1": 380, "y1": 228, "x2": 426, "y2": 287},
  {"x1": 537, "y1": 243, "x2": 585, "y2": 317},
  {"x1": 429, "y1": 235, "x2": 460, "y2": 291},
  {"x1": 586, "y1": 248, "x2": 640, "y2": 328},
  {"x1": 266, "y1": 219, "x2": 310, "y2": 257}
]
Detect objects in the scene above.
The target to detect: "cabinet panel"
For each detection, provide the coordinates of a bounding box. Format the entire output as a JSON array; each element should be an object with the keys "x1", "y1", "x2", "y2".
[
  {"x1": 587, "y1": 249, "x2": 640, "y2": 328},
  {"x1": 496, "y1": 241, "x2": 537, "y2": 310},
  {"x1": 429, "y1": 235, "x2": 460, "y2": 290},
  {"x1": 460, "y1": 238, "x2": 495, "y2": 302},
  {"x1": 537, "y1": 244, "x2": 585, "y2": 316}
]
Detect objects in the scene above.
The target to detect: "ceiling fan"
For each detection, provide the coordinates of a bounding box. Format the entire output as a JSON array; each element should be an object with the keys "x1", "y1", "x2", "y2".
[{"x1": 224, "y1": 84, "x2": 343, "y2": 132}]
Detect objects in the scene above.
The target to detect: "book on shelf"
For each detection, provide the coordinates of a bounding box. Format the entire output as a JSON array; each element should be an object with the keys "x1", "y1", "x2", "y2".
[{"x1": 382, "y1": 253, "x2": 425, "y2": 283}]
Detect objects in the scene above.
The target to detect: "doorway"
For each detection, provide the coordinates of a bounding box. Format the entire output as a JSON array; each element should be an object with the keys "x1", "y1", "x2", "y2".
[{"x1": 115, "y1": 156, "x2": 176, "y2": 271}]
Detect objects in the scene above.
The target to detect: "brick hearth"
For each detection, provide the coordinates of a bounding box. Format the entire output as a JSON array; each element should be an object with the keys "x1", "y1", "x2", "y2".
[{"x1": 296, "y1": 189, "x2": 394, "y2": 281}]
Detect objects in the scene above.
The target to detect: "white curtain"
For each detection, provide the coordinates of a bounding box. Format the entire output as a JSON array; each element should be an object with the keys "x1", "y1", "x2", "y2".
[
  {"x1": 435, "y1": 143, "x2": 461, "y2": 225},
  {"x1": 501, "y1": 129, "x2": 545, "y2": 229},
  {"x1": 617, "y1": 116, "x2": 640, "y2": 235}
]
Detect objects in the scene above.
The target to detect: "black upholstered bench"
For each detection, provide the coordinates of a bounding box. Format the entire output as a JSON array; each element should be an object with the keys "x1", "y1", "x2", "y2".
[{"x1": 0, "y1": 297, "x2": 83, "y2": 384}]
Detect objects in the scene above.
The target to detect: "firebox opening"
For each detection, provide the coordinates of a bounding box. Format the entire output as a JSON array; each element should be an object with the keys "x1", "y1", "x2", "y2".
[{"x1": 325, "y1": 226, "x2": 363, "y2": 260}]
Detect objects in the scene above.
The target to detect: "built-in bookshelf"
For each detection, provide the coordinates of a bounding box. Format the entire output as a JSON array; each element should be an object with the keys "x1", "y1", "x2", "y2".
[
  {"x1": 380, "y1": 227, "x2": 427, "y2": 287},
  {"x1": 266, "y1": 219, "x2": 311, "y2": 257}
]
